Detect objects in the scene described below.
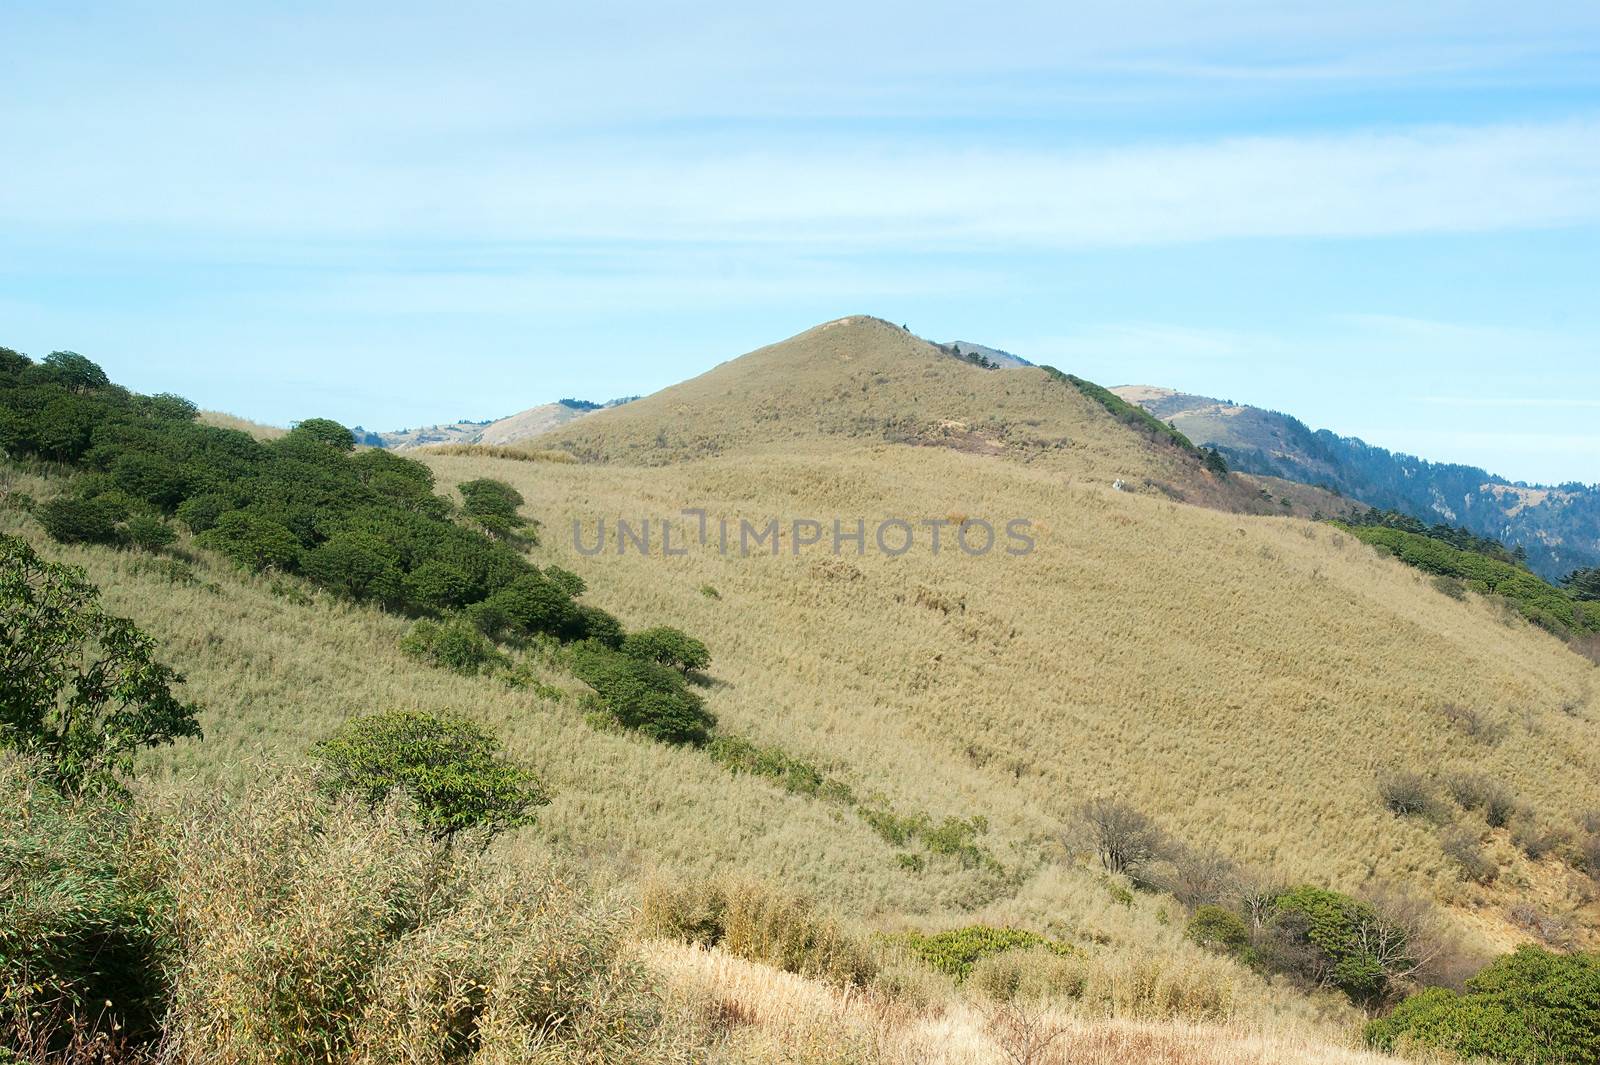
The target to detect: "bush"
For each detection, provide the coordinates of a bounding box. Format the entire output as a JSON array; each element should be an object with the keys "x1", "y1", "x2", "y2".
[
  {"x1": 310, "y1": 711, "x2": 549, "y2": 841},
  {"x1": 36, "y1": 493, "x2": 124, "y2": 545},
  {"x1": 125, "y1": 513, "x2": 177, "y2": 552},
  {"x1": 196, "y1": 510, "x2": 301, "y2": 571},
  {"x1": 300, "y1": 533, "x2": 403, "y2": 603},
  {"x1": 1440, "y1": 827, "x2": 1498, "y2": 884},
  {"x1": 1367, "y1": 946, "x2": 1600, "y2": 1064},
  {"x1": 1186, "y1": 905, "x2": 1249, "y2": 953},
  {"x1": 641, "y1": 876, "x2": 876, "y2": 986},
  {"x1": 621, "y1": 625, "x2": 711, "y2": 674},
  {"x1": 895, "y1": 925, "x2": 1076, "y2": 981},
  {"x1": 1377, "y1": 769, "x2": 1437, "y2": 818},
  {"x1": 482, "y1": 574, "x2": 578, "y2": 640},
  {"x1": 1265, "y1": 886, "x2": 1415, "y2": 1004},
  {"x1": 568, "y1": 643, "x2": 715, "y2": 745},
  {"x1": 1076, "y1": 797, "x2": 1166, "y2": 876},
  {"x1": 1444, "y1": 771, "x2": 1519, "y2": 827},
  {"x1": 1509, "y1": 810, "x2": 1567, "y2": 860},
  {"x1": 162, "y1": 774, "x2": 682, "y2": 1063},
  {"x1": 398, "y1": 618, "x2": 501, "y2": 675},
  {"x1": 0, "y1": 535, "x2": 202, "y2": 794},
  {"x1": 0, "y1": 758, "x2": 170, "y2": 1047},
  {"x1": 458, "y1": 478, "x2": 527, "y2": 537}
]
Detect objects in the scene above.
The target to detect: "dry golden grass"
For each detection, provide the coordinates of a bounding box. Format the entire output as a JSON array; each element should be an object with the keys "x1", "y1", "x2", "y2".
[
  {"x1": 649, "y1": 940, "x2": 1412, "y2": 1065},
  {"x1": 418, "y1": 442, "x2": 579, "y2": 463},
  {"x1": 542, "y1": 316, "x2": 1265, "y2": 514},
  {"x1": 196, "y1": 410, "x2": 287, "y2": 440}
]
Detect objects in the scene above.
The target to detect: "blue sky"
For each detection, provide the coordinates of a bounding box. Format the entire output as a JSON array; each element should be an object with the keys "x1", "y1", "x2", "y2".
[{"x1": 3, "y1": 2, "x2": 1599, "y2": 484}]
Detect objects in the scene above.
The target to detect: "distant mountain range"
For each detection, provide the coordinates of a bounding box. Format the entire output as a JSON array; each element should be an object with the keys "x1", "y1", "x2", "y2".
[
  {"x1": 1113, "y1": 386, "x2": 1600, "y2": 580},
  {"x1": 358, "y1": 397, "x2": 637, "y2": 451}
]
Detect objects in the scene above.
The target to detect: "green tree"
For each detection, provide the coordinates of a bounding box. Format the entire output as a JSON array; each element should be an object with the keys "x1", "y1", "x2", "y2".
[
  {"x1": 1367, "y1": 946, "x2": 1600, "y2": 1064},
  {"x1": 1564, "y1": 567, "x2": 1600, "y2": 601},
  {"x1": 310, "y1": 710, "x2": 549, "y2": 840},
  {"x1": 38, "y1": 350, "x2": 111, "y2": 392},
  {"x1": 0, "y1": 535, "x2": 202, "y2": 793},
  {"x1": 458, "y1": 478, "x2": 527, "y2": 537},
  {"x1": 569, "y1": 643, "x2": 716, "y2": 745},
  {"x1": 289, "y1": 417, "x2": 357, "y2": 451},
  {"x1": 621, "y1": 625, "x2": 711, "y2": 674},
  {"x1": 196, "y1": 510, "x2": 301, "y2": 571}
]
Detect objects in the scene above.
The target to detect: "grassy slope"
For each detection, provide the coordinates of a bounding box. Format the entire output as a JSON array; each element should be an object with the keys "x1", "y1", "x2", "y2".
[{"x1": 543, "y1": 316, "x2": 1267, "y2": 515}]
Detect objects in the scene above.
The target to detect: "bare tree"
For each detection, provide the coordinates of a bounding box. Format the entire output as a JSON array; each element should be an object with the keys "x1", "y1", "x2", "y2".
[
  {"x1": 1148, "y1": 844, "x2": 1240, "y2": 907},
  {"x1": 983, "y1": 997, "x2": 1069, "y2": 1065},
  {"x1": 1076, "y1": 798, "x2": 1166, "y2": 876}
]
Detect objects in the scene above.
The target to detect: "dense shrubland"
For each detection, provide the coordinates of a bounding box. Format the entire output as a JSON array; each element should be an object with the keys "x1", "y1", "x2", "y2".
[{"x1": 1336, "y1": 521, "x2": 1600, "y2": 641}]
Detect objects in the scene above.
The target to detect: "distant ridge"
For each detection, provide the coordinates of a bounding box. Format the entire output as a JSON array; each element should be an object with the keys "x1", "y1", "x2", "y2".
[
  {"x1": 1112, "y1": 384, "x2": 1600, "y2": 578},
  {"x1": 368, "y1": 396, "x2": 635, "y2": 451}
]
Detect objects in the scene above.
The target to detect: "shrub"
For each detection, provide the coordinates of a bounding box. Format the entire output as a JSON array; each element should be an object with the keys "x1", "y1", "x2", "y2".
[
  {"x1": 458, "y1": 478, "x2": 527, "y2": 537},
  {"x1": 621, "y1": 625, "x2": 712, "y2": 674},
  {"x1": 400, "y1": 559, "x2": 473, "y2": 612},
  {"x1": 1431, "y1": 574, "x2": 1468, "y2": 600},
  {"x1": 482, "y1": 574, "x2": 578, "y2": 640},
  {"x1": 287, "y1": 416, "x2": 356, "y2": 451},
  {"x1": 568, "y1": 642, "x2": 716, "y2": 745},
  {"x1": 1509, "y1": 810, "x2": 1567, "y2": 860},
  {"x1": 1444, "y1": 771, "x2": 1518, "y2": 827},
  {"x1": 641, "y1": 876, "x2": 876, "y2": 986},
  {"x1": 0, "y1": 535, "x2": 202, "y2": 794},
  {"x1": 1367, "y1": 946, "x2": 1600, "y2": 1064},
  {"x1": 1265, "y1": 886, "x2": 1415, "y2": 1004},
  {"x1": 896, "y1": 925, "x2": 1076, "y2": 981},
  {"x1": 967, "y1": 946, "x2": 1086, "y2": 1004},
  {"x1": 300, "y1": 533, "x2": 403, "y2": 603},
  {"x1": 1076, "y1": 797, "x2": 1166, "y2": 875},
  {"x1": 36, "y1": 493, "x2": 124, "y2": 545},
  {"x1": 1148, "y1": 845, "x2": 1239, "y2": 908},
  {"x1": 1440, "y1": 827, "x2": 1498, "y2": 884},
  {"x1": 1186, "y1": 905, "x2": 1249, "y2": 953},
  {"x1": 125, "y1": 513, "x2": 177, "y2": 552},
  {"x1": 162, "y1": 774, "x2": 682, "y2": 1063},
  {"x1": 1377, "y1": 769, "x2": 1437, "y2": 818},
  {"x1": 174, "y1": 492, "x2": 231, "y2": 534},
  {"x1": 708, "y1": 733, "x2": 834, "y2": 799},
  {"x1": 398, "y1": 618, "x2": 501, "y2": 675},
  {"x1": 196, "y1": 510, "x2": 300, "y2": 571},
  {"x1": 542, "y1": 564, "x2": 586, "y2": 598},
  {"x1": 0, "y1": 758, "x2": 170, "y2": 1047},
  {"x1": 310, "y1": 711, "x2": 549, "y2": 841}
]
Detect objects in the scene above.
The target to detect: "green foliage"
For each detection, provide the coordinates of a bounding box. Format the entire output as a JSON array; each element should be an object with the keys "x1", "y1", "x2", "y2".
[
  {"x1": 1367, "y1": 946, "x2": 1600, "y2": 1064},
  {"x1": 567, "y1": 642, "x2": 715, "y2": 745},
  {"x1": 707, "y1": 733, "x2": 851, "y2": 802},
  {"x1": 1187, "y1": 904, "x2": 1249, "y2": 953},
  {"x1": 543, "y1": 564, "x2": 586, "y2": 598},
  {"x1": 0, "y1": 535, "x2": 202, "y2": 794},
  {"x1": 1269, "y1": 886, "x2": 1410, "y2": 1003},
  {"x1": 311, "y1": 710, "x2": 549, "y2": 840},
  {"x1": 196, "y1": 510, "x2": 301, "y2": 571},
  {"x1": 621, "y1": 624, "x2": 711, "y2": 673},
  {"x1": 125, "y1": 512, "x2": 177, "y2": 552},
  {"x1": 398, "y1": 618, "x2": 502, "y2": 675},
  {"x1": 457, "y1": 477, "x2": 529, "y2": 538},
  {"x1": 35, "y1": 493, "x2": 126, "y2": 545},
  {"x1": 0, "y1": 758, "x2": 170, "y2": 1046},
  {"x1": 1339, "y1": 523, "x2": 1599, "y2": 636},
  {"x1": 1565, "y1": 567, "x2": 1600, "y2": 601},
  {"x1": 895, "y1": 925, "x2": 1077, "y2": 981},
  {"x1": 289, "y1": 417, "x2": 356, "y2": 451},
  {"x1": 481, "y1": 573, "x2": 578, "y2": 639}
]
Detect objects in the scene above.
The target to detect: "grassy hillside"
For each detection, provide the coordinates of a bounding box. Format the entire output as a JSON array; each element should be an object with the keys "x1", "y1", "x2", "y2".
[
  {"x1": 7, "y1": 335, "x2": 1600, "y2": 1061},
  {"x1": 543, "y1": 316, "x2": 1267, "y2": 514}
]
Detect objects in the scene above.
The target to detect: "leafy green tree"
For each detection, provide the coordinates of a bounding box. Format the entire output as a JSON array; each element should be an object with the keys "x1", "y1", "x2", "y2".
[
  {"x1": 196, "y1": 510, "x2": 301, "y2": 571},
  {"x1": 543, "y1": 565, "x2": 586, "y2": 598},
  {"x1": 1267, "y1": 886, "x2": 1413, "y2": 1004},
  {"x1": 289, "y1": 417, "x2": 357, "y2": 451},
  {"x1": 300, "y1": 532, "x2": 403, "y2": 602},
  {"x1": 398, "y1": 617, "x2": 502, "y2": 674},
  {"x1": 621, "y1": 625, "x2": 711, "y2": 674},
  {"x1": 403, "y1": 559, "x2": 474, "y2": 611},
  {"x1": 36, "y1": 494, "x2": 126, "y2": 545},
  {"x1": 38, "y1": 351, "x2": 111, "y2": 392},
  {"x1": 0, "y1": 535, "x2": 202, "y2": 793},
  {"x1": 483, "y1": 574, "x2": 577, "y2": 639},
  {"x1": 569, "y1": 642, "x2": 715, "y2": 745},
  {"x1": 125, "y1": 513, "x2": 177, "y2": 552},
  {"x1": 1367, "y1": 946, "x2": 1599, "y2": 1064},
  {"x1": 1186, "y1": 904, "x2": 1249, "y2": 953},
  {"x1": 458, "y1": 478, "x2": 527, "y2": 537},
  {"x1": 310, "y1": 710, "x2": 549, "y2": 840},
  {"x1": 1564, "y1": 567, "x2": 1600, "y2": 601}
]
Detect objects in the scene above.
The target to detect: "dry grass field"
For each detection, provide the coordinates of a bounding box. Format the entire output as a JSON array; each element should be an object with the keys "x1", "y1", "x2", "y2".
[{"x1": 5, "y1": 317, "x2": 1597, "y2": 1060}]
